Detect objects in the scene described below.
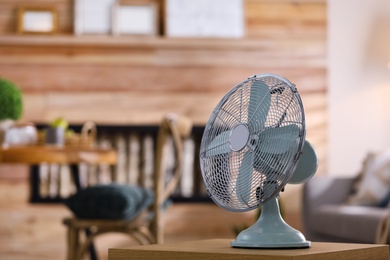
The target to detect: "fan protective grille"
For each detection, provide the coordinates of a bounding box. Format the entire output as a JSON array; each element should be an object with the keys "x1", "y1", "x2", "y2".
[{"x1": 200, "y1": 75, "x2": 305, "y2": 212}]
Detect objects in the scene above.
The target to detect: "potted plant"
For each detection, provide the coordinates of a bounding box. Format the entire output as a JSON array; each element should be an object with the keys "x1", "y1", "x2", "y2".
[
  {"x1": 0, "y1": 78, "x2": 23, "y2": 144},
  {"x1": 0, "y1": 78, "x2": 23, "y2": 120}
]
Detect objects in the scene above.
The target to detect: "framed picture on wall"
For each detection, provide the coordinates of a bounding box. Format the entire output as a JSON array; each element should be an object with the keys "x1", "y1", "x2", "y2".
[
  {"x1": 17, "y1": 7, "x2": 58, "y2": 34},
  {"x1": 112, "y1": 1, "x2": 158, "y2": 36},
  {"x1": 165, "y1": 0, "x2": 245, "y2": 38},
  {"x1": 74, "y1": 0, "x2": 115, "y2": 35}
]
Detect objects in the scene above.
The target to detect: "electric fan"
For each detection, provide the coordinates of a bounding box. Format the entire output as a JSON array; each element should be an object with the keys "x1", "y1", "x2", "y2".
[{"x1": 199, "y1": 74, "x2": 318, "y2": 248}]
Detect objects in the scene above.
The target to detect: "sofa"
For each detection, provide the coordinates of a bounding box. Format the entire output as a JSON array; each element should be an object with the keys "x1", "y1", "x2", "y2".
[{"x1": 302, "y1": 176, "x2": 390, "y2": 244}]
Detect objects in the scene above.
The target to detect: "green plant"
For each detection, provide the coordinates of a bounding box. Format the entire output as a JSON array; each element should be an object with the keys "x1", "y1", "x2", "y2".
[{"x1": 0, "y1": 78, "x2": 23, "y2": 120}]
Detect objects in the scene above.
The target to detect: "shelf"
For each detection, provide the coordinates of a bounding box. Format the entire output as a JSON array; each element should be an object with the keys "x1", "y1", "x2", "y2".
[{"x1": 0, "y1": 34, "x2": 325, "y2": 50}]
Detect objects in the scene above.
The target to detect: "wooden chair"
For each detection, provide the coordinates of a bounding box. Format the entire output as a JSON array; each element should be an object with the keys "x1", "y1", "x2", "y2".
[{"x1": 63, "y1": 113, "x2": 192, "y2": 260}]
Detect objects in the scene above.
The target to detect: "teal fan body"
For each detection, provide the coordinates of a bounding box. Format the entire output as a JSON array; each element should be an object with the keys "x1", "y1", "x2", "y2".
[{"x1": 199, "y1": 74, "x2": 318, "y2": 248}]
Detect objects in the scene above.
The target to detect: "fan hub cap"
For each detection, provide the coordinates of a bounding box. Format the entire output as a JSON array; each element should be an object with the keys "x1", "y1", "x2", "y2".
[{"x1": 230, "y1": 124, "x2": 250, "y2": 151}]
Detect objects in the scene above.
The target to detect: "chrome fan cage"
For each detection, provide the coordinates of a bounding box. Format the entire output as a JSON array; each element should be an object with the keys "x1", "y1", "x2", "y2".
[{"x1": 199, "y1": 74, "x2": 306, "y2": 212}]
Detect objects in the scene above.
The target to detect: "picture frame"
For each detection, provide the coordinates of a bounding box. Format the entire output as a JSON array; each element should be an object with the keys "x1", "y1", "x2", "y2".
[
  {"x1": 17, "y1": 7, "x2": 58, "y2": 34},
  {"x1": 74, "y1": 0, "x2": 115, "y2": 35},
  {"x1": 112, "y1": 1, "x2": 158, "y2": 36},
  {"x1": 165, "y1": 0, "x2": 245, "y2": 38}
]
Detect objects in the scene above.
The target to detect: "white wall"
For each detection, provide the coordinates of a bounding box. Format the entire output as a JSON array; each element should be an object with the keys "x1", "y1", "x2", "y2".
[{"x1": 328, "y1": 0, "x2": 390, "y2": 175}]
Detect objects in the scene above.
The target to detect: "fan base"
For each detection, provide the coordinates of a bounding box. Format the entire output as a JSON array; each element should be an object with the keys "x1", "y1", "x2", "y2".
[
  {"x1": 231, "y1": 197, "x2": 311, "y2": 249},
  {"x1": 231, "y1": 240, "x2": 311, "y2": 249}
]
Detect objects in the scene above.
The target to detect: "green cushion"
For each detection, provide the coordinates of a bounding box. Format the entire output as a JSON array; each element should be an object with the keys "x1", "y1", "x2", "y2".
[{"x1": 64, "y1": 184, "x2": 154, "y2": 220}]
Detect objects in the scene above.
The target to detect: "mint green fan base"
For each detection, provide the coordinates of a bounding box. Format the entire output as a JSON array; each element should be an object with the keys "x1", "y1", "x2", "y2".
[
  {"x1": 231, "y1": 197, "x2": 310, "y2": 248},
  {"x1": 231, "y1": 140, "x2": 318, "y2": 249}
]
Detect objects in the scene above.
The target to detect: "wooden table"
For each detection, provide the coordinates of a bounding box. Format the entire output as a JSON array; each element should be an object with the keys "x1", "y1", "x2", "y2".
[
  {"x1": 0, "y1": 145, "x2": 117, "y2": 202},
  {"x1": 0, "y1": 145, "x2": 117, "y2": 164},
  {"x1": 0, "y1": 145, "x2": 117, "y2": 260},
  {"x1": 108, "y1": 239, "x2": 389, "y2": 260}
]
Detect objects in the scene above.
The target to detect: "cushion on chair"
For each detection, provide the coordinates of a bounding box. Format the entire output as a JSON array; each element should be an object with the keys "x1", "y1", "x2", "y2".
[{"x1": 64, "y1": 184, "x2": 154, "y2": 220}]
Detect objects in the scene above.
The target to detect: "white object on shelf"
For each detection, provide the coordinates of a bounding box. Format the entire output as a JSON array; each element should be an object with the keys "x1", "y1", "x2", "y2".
[
  {"x1": 23, "y1": 11, "x2": 54, "y2": 32},
  {"x1": 74, "y1": 0, "x2": 115, "y2": 35},
  {"x1": 165, "y1": 0, "x2": 244, "y2": 38},
  {"x1": 112, "y1": 3, "x2": 157, "y2": 36}
]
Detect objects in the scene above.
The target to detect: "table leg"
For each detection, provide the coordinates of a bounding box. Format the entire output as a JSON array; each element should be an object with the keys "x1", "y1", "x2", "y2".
[
  {"x1": 70, "y1": 164, "x2": 81, "y2": 191},
  {"x1": 29, "y1": 165, "x2": 41, "y2": 203},
  {"x1": 69, "y1": 164, "x2": 98, "y2": 260}
]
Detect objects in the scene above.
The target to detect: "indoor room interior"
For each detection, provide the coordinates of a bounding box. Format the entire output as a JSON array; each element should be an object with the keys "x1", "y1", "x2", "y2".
[{"x1": 0, "y1": 0, "x2": 389, "y2": 259}]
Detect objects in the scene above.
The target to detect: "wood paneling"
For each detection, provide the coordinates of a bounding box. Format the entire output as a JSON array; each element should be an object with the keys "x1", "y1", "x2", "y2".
[
  {"x1": 0, "y1": 0, "x2": 327, "y2": 173},
  {"x1": 0, "y1": 35, "x2": 326, "y2": 123},
  {"x1": 246, "y1": 0, "x2": 326, "y2": 37}
]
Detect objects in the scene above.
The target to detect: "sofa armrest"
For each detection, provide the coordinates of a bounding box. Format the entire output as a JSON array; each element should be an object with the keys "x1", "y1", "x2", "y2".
[
  {"x1": 302, "y1": 176, "x2": 356, "y2": 237},
  {"x1": 312, "y1": 204, "x2": 389, "y2": 243}
]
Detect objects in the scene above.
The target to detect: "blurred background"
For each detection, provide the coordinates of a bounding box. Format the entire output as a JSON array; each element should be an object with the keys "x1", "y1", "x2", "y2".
[{"x1": 0, "y1": 0, "x2": 389, "y2": 259}]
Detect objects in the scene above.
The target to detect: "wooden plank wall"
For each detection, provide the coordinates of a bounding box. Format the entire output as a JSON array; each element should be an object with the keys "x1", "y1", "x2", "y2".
[{"x1": 0, "y1": 0, "x2": 327, "y2": 174}]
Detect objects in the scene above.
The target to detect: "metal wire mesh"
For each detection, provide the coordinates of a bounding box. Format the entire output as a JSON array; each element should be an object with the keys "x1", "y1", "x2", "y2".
[{"x1": 199, "y1": 75, "x2": 305, "y2": 212}]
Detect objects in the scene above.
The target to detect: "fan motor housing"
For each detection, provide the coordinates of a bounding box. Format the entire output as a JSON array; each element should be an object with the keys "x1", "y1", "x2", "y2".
[{"x1": 229, "y1": 123, "x2": 249, "y2": 151}]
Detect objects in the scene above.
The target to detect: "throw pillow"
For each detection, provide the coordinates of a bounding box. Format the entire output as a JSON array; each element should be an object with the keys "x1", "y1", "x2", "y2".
[
  {"x1": 347, "y1": 149, "x2": 390, "y2": 206},
  {"x1": 64, "y1": 184, "x2": 154, "y2": 220},
  {"x1": 378, "y1": 190, "x2": 390, "y2": 208}
]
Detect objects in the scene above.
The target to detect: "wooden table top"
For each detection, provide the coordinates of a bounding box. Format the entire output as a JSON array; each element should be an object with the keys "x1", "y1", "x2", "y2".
[
  {"x1": 108, "y1": 239, "x2": 389, "y2": 260},
  {"x1": 0, "y1": 145, "x2": 117, "y2": 164}
]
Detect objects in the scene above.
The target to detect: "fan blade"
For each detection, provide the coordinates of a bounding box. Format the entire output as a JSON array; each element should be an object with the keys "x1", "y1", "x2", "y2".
[
  {"x1": 288, "y1": 140, "x2": 318, "y2": 184},
  {"x1": 236, "y1": 151, "x2": 254, "y2": 205},
  {"x1": 248, "y1": 81, "x2": 271, "y2": 127},
  {"x1": 257, "y1": 124, "x2": 300, "y2": 154},
  {"x1": 206, "y1": 130, "x2": 231, "y2": 157}
]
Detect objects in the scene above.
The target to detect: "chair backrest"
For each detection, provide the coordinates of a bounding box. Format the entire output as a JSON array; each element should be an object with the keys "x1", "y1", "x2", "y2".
[{"x1": 150, "y1": 113, "x2": 192, "y2": 244}]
